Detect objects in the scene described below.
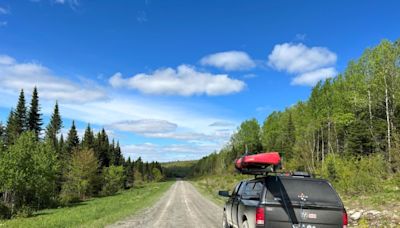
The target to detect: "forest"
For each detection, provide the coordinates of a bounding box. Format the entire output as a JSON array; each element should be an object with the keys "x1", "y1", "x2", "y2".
[
  {"x1": 0, "y1": 88, "x2": 164, "y2": 219},
  {"x1": 191, "y1": 39, "x2": 400, "y2": 194}
]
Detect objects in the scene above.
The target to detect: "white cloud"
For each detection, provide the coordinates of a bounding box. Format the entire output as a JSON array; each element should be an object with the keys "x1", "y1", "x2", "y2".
[
  {"x1": 108, "y1": 119, "x2": 177, "y2": 134},
  {"x1": 0, "y1": 54, "x2": 107, "y2": 103},
  {"x1": 209, "y1": 121, "x2": 235, "y2": 127},
  {"x1": 109, "y1": 65, "x2": 245, "y2": 96},
  {"x1": 0, "y1": 55, "x2": 15, "y2": 65},
  {"x1": 200, "y1": 51, "x2": 255, "y2": 71},
  {"x1": 291, "y1": 67, "x2": 337, "y2": 86},
  {"x1": 268, "y1": 43, "x2": 337, "y2": 86},
  {"x1": 268, "y1": 43, "x2": 336, "y2": 73},
  {"x1": 0, "y1": 54, "x2": 239, "y2": 162}
]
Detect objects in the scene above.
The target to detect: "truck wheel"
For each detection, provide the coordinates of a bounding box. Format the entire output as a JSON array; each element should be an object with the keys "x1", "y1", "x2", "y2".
[
  {"x1": 242, "y1": 220, "x2": 249, "y2": 228},
  {"x1": 222, "y1": 212, "x2": 229, "y2": 228}
]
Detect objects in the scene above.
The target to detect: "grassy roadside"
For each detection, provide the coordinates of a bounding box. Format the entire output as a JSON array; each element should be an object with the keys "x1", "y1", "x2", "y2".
[
  {"x1": 190, "y1": 174, "x2": 247, "y2": 206},
  {"x1": 0, "y1": 181, "x2": 173, "y2": 228}
]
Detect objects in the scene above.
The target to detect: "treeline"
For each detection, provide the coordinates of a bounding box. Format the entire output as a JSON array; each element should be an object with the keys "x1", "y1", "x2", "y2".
[
  {"x1": 0, "y1": 88, "x2": 164, "y2": 219},
  {"x1": 191, "y1": 39, "x2": 400, "y2": 193}
]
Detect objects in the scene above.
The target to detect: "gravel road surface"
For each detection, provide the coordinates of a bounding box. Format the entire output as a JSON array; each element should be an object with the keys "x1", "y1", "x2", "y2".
[{"x1": 108, "y1": 181, "x2": 222, "y2": 228}]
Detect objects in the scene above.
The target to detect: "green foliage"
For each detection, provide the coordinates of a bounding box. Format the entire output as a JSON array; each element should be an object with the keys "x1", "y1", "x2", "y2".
[
  {"x1": 60, "y1": 149, "x2": 99, "y2": 204},
  {"x1": 232, "y1": 118, "x2": 262, "y2": 153},
  {"x1": 320, "y1": 154, "x2": 387, "y2": 194},
  {"x1": 0, "y1": 131, "x2": 59, "y2": 211},
  {"x1": 5, "y1": 110, "x2": 18, "y2": 146},
  {"x1": 101, "y1": 166, "x2": 125, "y2": 196},
  {"x1": 13, "y1": 205, "x2": 34, "y2": 218},
  {"x1": 0, "y1": 202, "x2": 11, "y2": 219}
]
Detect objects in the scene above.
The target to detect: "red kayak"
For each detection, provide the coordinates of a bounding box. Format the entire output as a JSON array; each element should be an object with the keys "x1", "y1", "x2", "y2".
[{"x1": 235, "y1": 152, "x2": 281, "y2": 169}]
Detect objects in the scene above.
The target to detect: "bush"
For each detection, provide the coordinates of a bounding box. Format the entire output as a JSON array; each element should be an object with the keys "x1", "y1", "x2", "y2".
[
  {"x1": 101, "y1": 166, "x2": 124, "y2": 196},
  {"x1": 321, "y1": 153, "x2": 387, "y2": 194},
  {"x1": 0, "y1": 202, "x2": 11, "y2": 220},
  {"x1": 60, "y1": 149, "x2": 99, "y2": 203},
  {"x1": 13, "y1": 205, "x2": 34, "y2": 218}
]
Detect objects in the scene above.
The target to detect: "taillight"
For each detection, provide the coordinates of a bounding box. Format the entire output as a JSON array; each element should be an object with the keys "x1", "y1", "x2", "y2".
[
  {"x1": 256, "y1": 206, "x2": 265, "y2": 225},
  {"x1": 342, "y1": 211, "x2": 348, "y2": 228}
]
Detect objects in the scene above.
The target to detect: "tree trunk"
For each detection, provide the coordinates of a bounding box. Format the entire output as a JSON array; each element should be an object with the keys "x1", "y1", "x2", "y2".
[
  {"x1": 384, "y1": 74, "x2": 392, "y2": 162},
  {"x1": 321, "y1": 126, "x2": 325, "y2": 164}
]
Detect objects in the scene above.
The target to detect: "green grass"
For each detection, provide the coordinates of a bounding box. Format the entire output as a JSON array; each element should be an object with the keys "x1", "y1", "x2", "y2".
[
  {"x1": 191, "y1": 174, "x2": 248, "y2": 206},
  {"x1": 0, "y1": 181, "x2": 173, "y2": 228}
]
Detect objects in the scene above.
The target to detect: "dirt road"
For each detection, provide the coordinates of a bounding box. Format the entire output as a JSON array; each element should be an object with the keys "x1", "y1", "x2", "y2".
[{"x1": 108, "y1": 181, "x2": 222, "y2": 228}]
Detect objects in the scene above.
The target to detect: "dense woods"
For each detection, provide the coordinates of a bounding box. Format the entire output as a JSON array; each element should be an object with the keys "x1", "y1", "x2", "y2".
[
  {"x1": 0, "y1": 88, "x2": 164, "y2": 219},
  {"x1": 191, "y1": 39, "x2": 400, "y2": 193}
]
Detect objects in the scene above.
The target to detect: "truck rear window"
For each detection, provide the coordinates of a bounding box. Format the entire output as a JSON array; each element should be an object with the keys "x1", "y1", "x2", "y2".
[{"x1": 265, "y1": 176, "x2": 342, "y2": 208}]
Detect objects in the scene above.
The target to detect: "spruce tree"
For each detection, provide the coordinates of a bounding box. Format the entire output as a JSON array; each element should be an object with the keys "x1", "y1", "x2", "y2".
[
  {"x1": 82, "y1": 124, "x2": 94, "y2": 149},
  {"x1": 15, "y1": 89, "x2": 28, "y2": 135},
  {"x1": 28, "y1": 87, "x2": 43, "y2": 139},
  {"x1": 114, "y1": 141, "x2": 124, "y2": 166},
  {"x1": 0, "y1": 121, "x2": 5, "y2": 149},
  {"x1": 66, "y1": 121, "x2": 79, "y2": 154},
  {"x1": 46, "y1": 101, "x2": 62, "y2": 149},
  {"x1": 96, "y1": 128, "x2": 110, "y2": 168},
  {"x1": 5, "y1": 110, "x2": 18, "y2": 145}
]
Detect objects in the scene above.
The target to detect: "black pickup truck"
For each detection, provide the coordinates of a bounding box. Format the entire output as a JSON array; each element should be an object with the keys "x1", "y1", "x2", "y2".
[{"x1": 219, "y1": 173, "x2": 348, "y2": 228}]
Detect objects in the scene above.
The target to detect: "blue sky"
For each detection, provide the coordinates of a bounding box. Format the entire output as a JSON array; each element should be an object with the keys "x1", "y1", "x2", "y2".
[{"x1": 0, "y1": 0, "x2": 399, "y2": 162}]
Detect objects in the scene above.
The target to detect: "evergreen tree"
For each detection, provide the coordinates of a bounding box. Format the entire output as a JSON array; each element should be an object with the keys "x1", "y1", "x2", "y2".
[
  {"x1": 14, "y1": 89, "x2": 28, "y2": 135},
  {"x1": 0, "y1": 121, "x2": 5, "y2": 150},
  {"x1": 5, "y1": 110, "x2": 18, "y2": 145},
  {"x1": 95, "y1": 128, "x2": 110, "y2": 168},
  {"x1": 28, "y1": 87, "x2": 43, "y2": 140},
  {"x1": 82, "y1": 124, "x2": 94, "y2": 149},
  {"x1": 46, "y1": 101, "x2": 62, "y2": 149},
  {"x1": 66, "y1": 121, "x2": 79, "y2": 154}
]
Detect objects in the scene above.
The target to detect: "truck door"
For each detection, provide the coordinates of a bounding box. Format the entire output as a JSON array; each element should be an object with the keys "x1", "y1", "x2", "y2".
[
  {"x1": 232, "y1": 181, "x2": 247, "y2": 227},
  {"x1": 226, "y1": 182, "x2": 243, "y2": 225}
]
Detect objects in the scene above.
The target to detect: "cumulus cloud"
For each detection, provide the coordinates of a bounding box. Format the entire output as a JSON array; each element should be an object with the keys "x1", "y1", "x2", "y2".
[
  {"x1": 291, "y1": 67, "x2": 337, "y2": 86},
  {"x1": 200, "y1": 51, "x2": 255, "y2": 71},
  {"x1": 268, "y1": 43, "x2": 337, "y2": 86},
  {"x1": 0, "y1": 54, "x2": 107, "y2": 103},
  {"x1": 108, "y1": 119, "x2": 177, "y2": 134},
  {"x1": 109, "y1": 65, "x2": 245, "y2": 96}
]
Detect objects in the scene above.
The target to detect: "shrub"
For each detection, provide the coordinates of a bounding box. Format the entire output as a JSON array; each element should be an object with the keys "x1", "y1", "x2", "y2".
[
  {"x1": 101, "y1": 165, "x2": 124, "y2": 196},
  {"x1": 13, "y1": 205, "x2": 34, "y2": 218},
  {"x1": 60, "y1": 149, "x2": 99, "y2": 203},
  {"x1": 0, "y1": 202, "x2": 11, "y2": 220},
  {"x1": 321, "y1": 153, "x2": 387, "y2": 194}
]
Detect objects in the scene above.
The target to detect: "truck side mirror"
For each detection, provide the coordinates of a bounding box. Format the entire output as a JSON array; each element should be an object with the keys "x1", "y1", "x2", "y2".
[{"x1": 218, "y1": 190, "x2": 231, "y2": 197}]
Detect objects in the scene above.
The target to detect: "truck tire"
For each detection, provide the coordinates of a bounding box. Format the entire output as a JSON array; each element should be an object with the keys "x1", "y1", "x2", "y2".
[
  {"x1": 222, "y1": 212, "x2": 229, "y2": 228},
  {"x1": 242, "y1": 220, "x2": 249, "y2": 228}
]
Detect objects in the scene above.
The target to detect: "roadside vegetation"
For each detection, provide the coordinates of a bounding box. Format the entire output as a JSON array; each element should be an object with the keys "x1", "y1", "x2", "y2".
[
  {"x1": 0, "y1": 88, "x2": 165, "y2": 221},
  {"x1": 0, "y1": 181, "x2": 172, "y2": 228},
  {"x1": 190, "y1": 39, "x2": 400, "y2": 226}
]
